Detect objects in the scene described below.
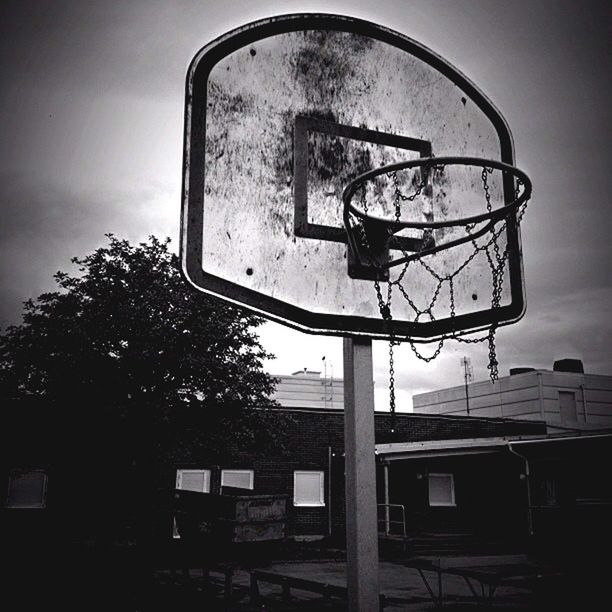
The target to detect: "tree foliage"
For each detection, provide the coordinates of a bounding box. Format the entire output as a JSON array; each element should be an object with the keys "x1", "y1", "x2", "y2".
[{"x1": 0, "y1": 235, "x2": 281, "y2": 456}]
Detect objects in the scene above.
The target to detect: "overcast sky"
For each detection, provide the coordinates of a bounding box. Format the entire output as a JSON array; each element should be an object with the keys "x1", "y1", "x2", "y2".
[{"x1": 1, "y1": 0, "x2": 610, "y2": 410}]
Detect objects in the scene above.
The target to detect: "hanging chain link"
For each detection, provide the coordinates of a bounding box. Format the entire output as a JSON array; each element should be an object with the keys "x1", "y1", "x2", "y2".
[{"x1": 347, "y1": 162, "x2": 530, "y2": 427}]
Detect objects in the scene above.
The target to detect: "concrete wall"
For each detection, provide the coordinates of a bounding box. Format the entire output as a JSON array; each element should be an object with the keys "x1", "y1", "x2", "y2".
[{"x1": 413, "y1": 370, "x2": 612, "y2": 432}]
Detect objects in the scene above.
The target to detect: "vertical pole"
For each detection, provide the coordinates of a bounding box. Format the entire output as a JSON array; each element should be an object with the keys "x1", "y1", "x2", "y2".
[
  {"x1": 462, "y1": 357, "x2": 471, "y2": 415},
  {"x1": 343, "y1": 337, "x2": 380, "y2": 611},
  {"x1": 327, "y1": 446, "x2": 333, "y2": 537},
  {"x1": 323, "y1": 356, "x2": 328, "y2": 409},
  {"x1": 383, "y1": 463, "x2": 391, "y2": 535},
  {"x1": 537, "y1": 372, "x2": 544, "y2": 419},
  {"x1": 580, "y1": 384, "x2": 588, "y2": 422},
  {"x1": 509, "y1": 445, "x2": 535, "y2": 537},
  {"x1": 523, "y1": 457, "x2": 534, "y2": 537}
]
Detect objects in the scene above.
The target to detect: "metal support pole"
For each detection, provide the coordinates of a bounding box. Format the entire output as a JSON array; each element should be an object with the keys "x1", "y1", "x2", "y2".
[
  {"x1": 327, "y1": 446, "x2": 333, "y2": 537},
  {"x1": 462, "y1": 356, "x2": 471, "y2": 415},
  {"x1": 343, "y1": 337, "x2": 380, "y2": 611},
  {"x1": 508, "y1": 444, "x2": 534, "y2": 537},
  {"x1": 383, "y1": 463, "x2": 390, "y2": 535}
]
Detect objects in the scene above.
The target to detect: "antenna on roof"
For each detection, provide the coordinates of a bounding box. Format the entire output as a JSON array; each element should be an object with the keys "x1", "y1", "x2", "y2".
[
  {"x1": 322, "y1": 357, "x2": 327, "y2": 409},
  {"x1": 461, "y1": 357, "x2": 473, "y2": 414}
]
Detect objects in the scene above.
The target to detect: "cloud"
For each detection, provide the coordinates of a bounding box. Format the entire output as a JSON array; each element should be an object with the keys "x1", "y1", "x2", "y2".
[
  {"x1": 502, "y1": 287, "x2": 612, "y2": 373},
  {"x1": 0, "y1": 0, "x2": 273, "y2": 103},
  {"x1": 1, "y1": 0, "x2": 610, "y2": 406},
  {"x1": 0, "y1": 1, "x2": 176, "y2": 101},
  {"x1": 0, "y1": 172, "x2": 178, "y2": 328}
]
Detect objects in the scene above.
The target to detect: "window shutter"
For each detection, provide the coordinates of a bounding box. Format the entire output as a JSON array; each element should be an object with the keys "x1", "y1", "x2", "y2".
[
  {"x1": 176, "y1": 469, "x2": 210, "y2": 492},
  {"x1": 294, "y1": 471, "x2": 325, "y2": 507},
  {"x1": 428, "y1": 473, "x2": 455, "y2": 506},
  {"x1": 221, "y1": 470, "x2": 254, "y2": 490}
]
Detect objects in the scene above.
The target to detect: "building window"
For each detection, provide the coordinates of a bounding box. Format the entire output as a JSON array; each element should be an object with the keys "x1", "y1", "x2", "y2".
[
  {"x1": 175, "y1": 469, "x2": 211, "y2": 493},
  {"x1": 221, "y1": 469, "x2": 254, "y2": 490},
  {"x1": 174, "y1": 469, "x2": 211, "y2": 538},
  {"x1": 532, "y1": 476, "x2": 558, "y2": 507},
  {"x1": 294, "y1": 471, "x2": 325, "y2": 507},
  {"x1": 559, "y1": 391, "x2": 578, "y2": 424},
  {"x1": 6, "y1": 469, "x2": 48, "y2": 509},
  {"x1": 428, "y1": 473, "x2": 456, "y2": 507}
]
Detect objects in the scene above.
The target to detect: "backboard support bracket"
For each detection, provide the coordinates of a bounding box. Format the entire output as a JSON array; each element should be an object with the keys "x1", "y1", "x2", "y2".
[
  {"x1": 294, "y1": 115, "x2": 432, "y2": 253},
  {"x1": 347, "y1": 218, "x2": 391, "y2": 281}
]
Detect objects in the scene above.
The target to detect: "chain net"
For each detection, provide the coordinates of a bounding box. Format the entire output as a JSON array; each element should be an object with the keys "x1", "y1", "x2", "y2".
[{"x1": 347, "y1": 162, "x2": 531, "y2": 431}]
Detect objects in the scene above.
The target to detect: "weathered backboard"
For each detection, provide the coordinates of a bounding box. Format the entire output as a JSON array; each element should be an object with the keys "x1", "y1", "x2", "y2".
[{"x1": 181, "y1": 14, "x2": 525, "y2": 340}]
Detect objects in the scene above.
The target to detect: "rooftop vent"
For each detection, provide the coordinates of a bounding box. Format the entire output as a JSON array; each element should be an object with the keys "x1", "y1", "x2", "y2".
[
  {"x1": 291, "y1": 369, "x2": 322, "y2": 377},
  {"x1": 553, "y1": 359, "x2": 584, "y2": 373},
  {"x1": 509, "y1": 367, "x2": 535, "y2": 376}
]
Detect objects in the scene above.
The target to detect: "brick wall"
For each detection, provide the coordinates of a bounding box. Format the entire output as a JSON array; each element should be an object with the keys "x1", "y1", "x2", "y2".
[
  {"x1": 168, "y1": 408, "x2": 546, "y2": 537},
  {"x1": 1, "y1": 397, "x2": 546, "y2": 540}
]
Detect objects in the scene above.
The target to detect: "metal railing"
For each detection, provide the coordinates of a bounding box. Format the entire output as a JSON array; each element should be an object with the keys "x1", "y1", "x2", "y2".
[{"x1": 377, "y1": 503, "x2": 407, "y2": 537}]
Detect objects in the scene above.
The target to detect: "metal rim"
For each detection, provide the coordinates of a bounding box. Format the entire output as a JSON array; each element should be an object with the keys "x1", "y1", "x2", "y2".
[{"x1": 343, "y1": 156, "x2": 532, "y2": 230}]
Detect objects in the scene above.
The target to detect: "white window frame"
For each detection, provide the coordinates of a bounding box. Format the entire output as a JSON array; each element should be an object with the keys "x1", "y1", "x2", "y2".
[
  {"x1": 428, "y1": 473, "x2": 456, "y2": 507},
  {"x1": 174, "y1": 469, "x2": 211, "y2": 538},
  {"x1": 221, "y1": 469, "x2": 254, "y2": 490},
  {"x1": 6, "y1": 469, "x2": 48, "y2": 509},
  {"x1": 175, "y1": 469, "x2": 211, "y2": 493},
  {"x1": 293, "y1": 470, "x2": 325, "y2": 507}
]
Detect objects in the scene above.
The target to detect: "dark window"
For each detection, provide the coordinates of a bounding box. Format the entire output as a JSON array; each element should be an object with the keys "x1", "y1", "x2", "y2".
[{"x1": 6, "y1": 469, "x2": 48, "y2": 509}]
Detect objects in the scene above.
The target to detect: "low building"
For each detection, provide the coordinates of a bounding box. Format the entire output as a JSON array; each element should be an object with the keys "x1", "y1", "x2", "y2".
[
  {"x1": 170, "y1": 407, "x2": 546, "y2": 541},
  {"x1": 4, "y1": 387, "x2": 609, "y2": 561},
  {"x1": 413, "y1": 359, "x2": 612, "y2": 432},
  {"x1": 272, "y1": 369, "x2": 344, "y2": 410},
  {"x1": 377, "y1": 430, "x2": 612, "y2": 557}
]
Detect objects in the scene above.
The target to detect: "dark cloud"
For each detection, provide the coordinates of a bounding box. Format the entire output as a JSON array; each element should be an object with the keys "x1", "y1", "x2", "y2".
[
  {"x1": 0, "y1": 171, "x2": 177, "y2": 328},
  {"x1": 0, "y1": 0, "x2": 246, "y2": 102},
  {"x1": 1, "y1": 2, "x2": 129, "y2": 90},
  {"x1": 515, "y1": 292, "x2": 605, "y2": 371},
  {"x1": 0, "y1": 0, "x2": 610, "y2": 392},
  {"x1": 1, "y1": 2, "x2": 166, "y2": 98}
]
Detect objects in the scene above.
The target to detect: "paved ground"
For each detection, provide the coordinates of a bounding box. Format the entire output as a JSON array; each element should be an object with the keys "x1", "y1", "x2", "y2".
[
  {"x1": 8, "y1": 541, "x2": 603, "y2": 610},
  {"x1": 244, "y1": 559, "x2": 532, "y2": 610},
  {"x1": 153, "y1": 556, "x2": 579, "y2": 610}
]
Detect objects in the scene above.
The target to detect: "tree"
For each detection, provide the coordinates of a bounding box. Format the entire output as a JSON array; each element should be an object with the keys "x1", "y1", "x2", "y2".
[
  {"x1": 0, "y1": 235, "x2": 284, "y2": 542},
  {"x1": 1, "y1": 234, "x2": 278, "y2": 417}
]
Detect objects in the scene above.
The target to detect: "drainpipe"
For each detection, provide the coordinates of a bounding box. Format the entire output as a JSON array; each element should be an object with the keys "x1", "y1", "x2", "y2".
[
  {"x1": 508, "y1": 444, "x2": 534, "y2": 537},
  {"x1": 327, "y1": 446, "x2": 333, "y2": 537},
  {"x1": 383, "y1": 462, "x2": 390, "y2": 535},
  {"x1": 536, "y1": 372, "x2": 545, "y2": 420},
  {"x1": 579, "y1": 384, "x2": 588, "y2": 423}
]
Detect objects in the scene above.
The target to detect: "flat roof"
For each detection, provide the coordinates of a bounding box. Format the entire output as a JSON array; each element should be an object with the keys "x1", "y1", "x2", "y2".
[{"x1": 376, "y1": 431, "x2": 612, "y2": 460}]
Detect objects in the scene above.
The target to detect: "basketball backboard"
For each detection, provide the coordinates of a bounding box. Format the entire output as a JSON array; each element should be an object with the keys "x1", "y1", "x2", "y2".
[{"x1": 181, "y1": 14, "x2": 526, "y2": 341}]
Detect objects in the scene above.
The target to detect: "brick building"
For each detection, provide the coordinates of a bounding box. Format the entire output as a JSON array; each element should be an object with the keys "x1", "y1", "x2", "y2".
[
  {"x1": 170, "y1": 407, "x2": 547, "y2": 541},
  {"x1": 4, "y1": 393, "x2": 609, "y2": 557}
]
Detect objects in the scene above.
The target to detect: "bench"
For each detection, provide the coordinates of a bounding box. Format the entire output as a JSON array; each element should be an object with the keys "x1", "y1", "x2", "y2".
[
  {"x1": 171, "y1": 563, "x2": 237, "y2": 600},
  {"x1": 250, "y1": 570, "x2": 387, "y2": 609},
  {"x1": 202, "y1": 563, "x2": 237, "y2": 600},
  {"x1": 404, "y1": 555, "x2": 565, "y2": 605}
]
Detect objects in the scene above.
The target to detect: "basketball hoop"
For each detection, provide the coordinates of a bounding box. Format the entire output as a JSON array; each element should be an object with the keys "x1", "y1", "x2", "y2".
[
  {"x1": 343, "y1": 157, "x2": 532, "y2": 272},
  {"x1": 181, "y1": 15, "x2": 537, "y2": 605},
  {"x1": 342, "y1": 156, "x2": 532, "y2": 426}
]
